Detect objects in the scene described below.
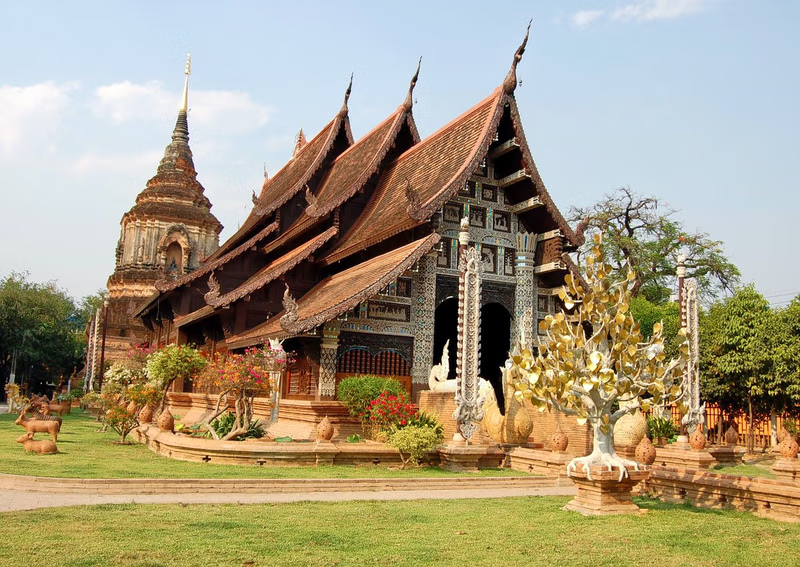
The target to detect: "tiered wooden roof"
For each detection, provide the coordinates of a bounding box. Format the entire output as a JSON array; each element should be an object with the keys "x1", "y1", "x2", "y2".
[
  {"x1": 139, "y1": 27, "x2": 582, "y2": 347},
  {"x1": 227, "y1": 233, "x2": 440, "y2": 348}
]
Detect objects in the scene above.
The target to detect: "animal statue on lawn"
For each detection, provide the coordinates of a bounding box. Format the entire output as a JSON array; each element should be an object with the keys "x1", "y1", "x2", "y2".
[
  {"x1": 22, "y1": 404, "x2": 62, "y2": 430},
  {"x1": 16, "y1": 432, "x2": 58, "y2": 454},
  {"x1": 15, "y1": 412, "x2": 60, "y2": 442},
  {"x1": 4, "y1": 384, "x2": 28, "y2": 414},
  {"x1": 428, "y1": 340, "x2": 456, "y2": 392},
  {"x1": 29, "y1": 395, "x2": 65, "y2": 417}
]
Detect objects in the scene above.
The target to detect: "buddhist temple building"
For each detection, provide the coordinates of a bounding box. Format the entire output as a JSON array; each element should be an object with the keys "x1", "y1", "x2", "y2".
[
  {"x1": 87, "y1": 55, "x2": 223, "y2": 379},
  {"x1": 137, "y1": 30, "x2": 582, "y2": 410}
]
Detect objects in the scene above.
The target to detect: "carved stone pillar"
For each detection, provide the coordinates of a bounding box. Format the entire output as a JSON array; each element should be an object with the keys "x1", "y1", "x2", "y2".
[
  {"x1": 512, "y1": 232, "x2": 537, "y2": 345},
  {"x1": 410, "y1": 252, "x2": 437, "y2": 385},
  {"x1": 453, "y1": 218, "x2": 484, "y2": 443},
  {"x1": 318, "y1": 320, "x2": 341, "y2": 399}
]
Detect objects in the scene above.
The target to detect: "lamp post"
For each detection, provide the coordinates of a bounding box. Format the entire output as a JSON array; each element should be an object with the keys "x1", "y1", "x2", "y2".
[{"x1": 97, "y1": 299, "x2": 110, "y2": 392}]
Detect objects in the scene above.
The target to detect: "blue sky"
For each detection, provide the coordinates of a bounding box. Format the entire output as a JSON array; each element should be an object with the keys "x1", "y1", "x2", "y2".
[{"x1": 0, "y1": 1, "x2": 797, "y2": 306}]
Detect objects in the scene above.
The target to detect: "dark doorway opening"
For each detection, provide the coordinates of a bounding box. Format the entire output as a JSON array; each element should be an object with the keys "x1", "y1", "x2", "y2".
[
  {"x1": 432, "y1": 297, "x2": 458, "y2": 380},
  {"x1": 481, "y1": 302, "x2": 511, "y2": 413}
]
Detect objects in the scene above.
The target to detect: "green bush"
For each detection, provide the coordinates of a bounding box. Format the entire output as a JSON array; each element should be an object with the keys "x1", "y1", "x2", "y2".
[
  {"x1": 407, "y1": 411, "x2": 444, "y2": 437},
  {"x1": 387, "y1": 425, "x2": 443, "y2": 468},
  {"x1": 210, "y1": 412, "x2": 264, "y2": 440},
  {"x1": 647, "y1": 415, "x2": 678, "y2": 444},
  {"x1": 336, "y1": 375, "x2": 406, "y2": 418}
]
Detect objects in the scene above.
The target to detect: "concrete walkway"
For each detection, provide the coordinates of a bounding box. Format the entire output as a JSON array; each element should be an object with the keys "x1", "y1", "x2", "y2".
[{"x1": 0, "y1": 485, "x2": 575, "y2": 513}]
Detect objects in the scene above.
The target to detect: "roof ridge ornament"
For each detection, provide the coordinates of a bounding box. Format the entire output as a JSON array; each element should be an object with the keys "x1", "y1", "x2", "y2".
[
  {"x1": 502, "y1": 20, "x2": 531, "y2": 95},
  {"x1": 401, "y1": 57, "x2": 422, "y2": 113},
  {"x1": 280, "y1": 284, "x2": 300, "y2": 331},
  {"x1": 338, "y1": 73, "x2": 353, "y2": 118},
  {"x1": 304, "y1": 184, "x2": 320, "y2": 216},
  {"x1": 405, "y1": 179, "x2": 425, "y2": 221},
  {"x1": 292, "y1": 128, "x2": 307, "y2": 158}
]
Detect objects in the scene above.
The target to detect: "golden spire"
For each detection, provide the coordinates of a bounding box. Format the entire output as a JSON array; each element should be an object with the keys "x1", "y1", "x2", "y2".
[
  {"x1": 180, "y1": 53, "x2": 191, "y2": 112},
  {"x1": 502, "y1": 21, "x2": 531, "y2": 95}
]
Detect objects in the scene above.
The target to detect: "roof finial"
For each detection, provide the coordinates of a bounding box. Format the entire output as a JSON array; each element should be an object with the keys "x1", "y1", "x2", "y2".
[
  {"x1": 180, "y1": 53, "x2": 191, "y2": 112},
  {"x1": 338, "y1": 73, "x2": 353, "y2": 118},
  {"x1": 401, "y1": 57, "x2": 422, "y2": 113},
  {"x1": 503, "y1": 20, "x2": 531, "y2": 95},
  {"x1": 292, "y1": 128, "x2": 307, "y2": 158},
  {"x1": 263, "y1": 163, "x2": 269, "y2": 181}
]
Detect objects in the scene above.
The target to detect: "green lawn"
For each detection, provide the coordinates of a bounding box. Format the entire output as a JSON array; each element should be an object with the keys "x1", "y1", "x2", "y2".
[
  {"x1": 0, "y1": 410, "x2": 521, "y2": 479},
  {"x1": 0, "y1": 496, "x2": 797, "y2": 566},
  {"x1": 711, "y1": 463, "x2": 777, "y2": 479}
]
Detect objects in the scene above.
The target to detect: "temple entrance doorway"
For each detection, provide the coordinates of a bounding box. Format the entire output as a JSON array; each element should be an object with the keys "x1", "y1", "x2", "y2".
[
  {"x1": 480, "y1": 302, "x2": 511, "y2": 413},
  {"x1": 432, "y1": 297, "x2": 457, "y2": 380}
]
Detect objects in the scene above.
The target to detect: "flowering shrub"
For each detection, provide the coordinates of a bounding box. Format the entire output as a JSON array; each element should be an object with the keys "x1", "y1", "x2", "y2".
[
  {"x1": 126, "y1": 382, "x2": 163, "y2": 408},
  {"x1": 102, "y1": 362, "x2": 136, "y2": 395},
  {"x1": 200, "y1": 343, "x2": 290, "y2": 441},
  {"x1": 360, "y1": 391, "x2": 418, "y2": 436},
  {"x1": 104, "y1": 403, "x2": 139, "y2": 443},
  {"x1": 337, "y1": 375, "x2": 407, "y2": 419}
]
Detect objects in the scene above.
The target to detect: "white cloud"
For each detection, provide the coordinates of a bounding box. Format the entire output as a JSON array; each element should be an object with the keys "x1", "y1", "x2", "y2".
[
  {"x1": 612, "y1": 0, "x2": 705, "y2": 22},
  {"x1": 69, "y1": 149, "x2": 162, "y2": 175},
  {"x1": 573, "y1": 10, "x2": 605, "y2": 28},
  {"x1": 92, "y1": 81, "x2": 273, "y2": 136},
  {"x1": 0, "y1": 81, "x2": 78, "y2": 153}
]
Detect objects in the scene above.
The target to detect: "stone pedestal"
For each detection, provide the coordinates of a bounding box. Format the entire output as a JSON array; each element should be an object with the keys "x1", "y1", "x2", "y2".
[
  {"x1": 313, "y1": 440, "x2": 340, "y2": 466},
  {"x1": 654, "y1": 446, "x2": 716, "y2": 470},
  {"x1": 707, "y1": 445, "x2": 746, "y2": 466},
  {"x1": 772, "y1": 458, "x2": 800, "y2": 483},
  {"x1": 507, "y1": 446, "x2": 571, "y2": 480},
  {"x1": 563, "y1": 467, "x2": 650, "y2": 516},
  {"x1": 438, "y1": 442, "x2": 505, "y2": 471}
]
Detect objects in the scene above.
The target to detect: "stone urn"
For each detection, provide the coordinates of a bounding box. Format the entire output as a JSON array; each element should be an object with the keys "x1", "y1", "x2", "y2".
[
  {"x1": 780, "y1": 436, "x2": 800, "y2": 459},
  {"x1": 635, "y1": 435, "x2": 657, "y2": 465},
  {"x1": 552, "y1": 428, "x2": 569, "y2": 453},
  {"x1": 777, "y1": 427, "x2": 790, "y2": 444},
  {"x1": 724, "y1": 422, "x2": 739, "y2": 446},
  {"x1": 614, "y1": 409, "x2": 647, "y2": 448},
  {"x1": 127, "y1": 400, "x2": 138, "y2": 415},
  {"x1": 689, "y1": 424, "x2": 707, "y2": 451},
  {"x1": 157, "y1": 409, "x2": 174, "y2": 432},
  {"x1": 138, "y1": 404, "x2": 155, "y2": 424},
  {"x1": 316, "y1": 415, "x2": 335, "y2": 441}
]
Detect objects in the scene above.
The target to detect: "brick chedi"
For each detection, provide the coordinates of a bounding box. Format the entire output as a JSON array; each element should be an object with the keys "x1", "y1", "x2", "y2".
[{"x1": 104, "y1": 55, "x2": 223, "y2": 362}]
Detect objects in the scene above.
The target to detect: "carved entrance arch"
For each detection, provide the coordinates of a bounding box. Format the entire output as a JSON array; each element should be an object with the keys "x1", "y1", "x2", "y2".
[{"x1": 432, "y1": 297, "x2": 458, "y2": 380}]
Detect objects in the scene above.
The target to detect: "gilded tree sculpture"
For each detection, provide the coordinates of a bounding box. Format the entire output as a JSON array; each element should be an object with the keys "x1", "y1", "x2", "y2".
[{"x1": 504, "y1": 233, "x2": 689, "y2": 480}]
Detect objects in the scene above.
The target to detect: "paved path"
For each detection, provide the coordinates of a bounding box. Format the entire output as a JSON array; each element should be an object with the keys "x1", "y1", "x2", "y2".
[{"x1": 0, "y1": 485, "x2": 575, "y2": 513}]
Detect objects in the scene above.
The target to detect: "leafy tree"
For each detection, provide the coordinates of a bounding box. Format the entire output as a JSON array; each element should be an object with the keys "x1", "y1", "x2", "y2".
[
  {"x1": 146, "y1": 344, "x2": 208, "y2": 412},
  {"x1": 570, "y1": 187, "x2": 740, "y2": 303},
  {"x1": 0, "y1": 273, "x2": 85, "y2": 394},
  {"x1": 701, "y1": 286, "x2": 772, "y2": 453},
  {"x1": 762, "y1": 297, "x2": 800, "y2": 418},
  {"x1": 506, "y1": 234, "x2": 688, "y2": 480}
]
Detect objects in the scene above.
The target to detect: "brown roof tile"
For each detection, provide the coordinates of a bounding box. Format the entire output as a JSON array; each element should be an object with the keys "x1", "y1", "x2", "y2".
[
  {"x1": 256, "y1": 112, "x2": 418, "y2": 257},
  {"x1": 226, "y1": 233, "x2": 439, "y2": 349},
  {"x1": 323, "y1": 90, "x2": 504, "y2": 264},
  {"x1": 210, "y1": 114, "x2": 352, "y2": 260},
  {"x1": 207, "y1": 227, "x2": 338, "y2": 308}
]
